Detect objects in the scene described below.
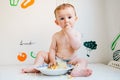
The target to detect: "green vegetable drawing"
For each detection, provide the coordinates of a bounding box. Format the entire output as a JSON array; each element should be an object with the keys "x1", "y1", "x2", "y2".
[
  {"x1": 111, "y1": 33, "x2": 120, "y2": 51},
  {"x1": 83, "y1": 41, "x2": 97, "y2": 57},
  {"x1": 9, "y1": 0, "x2": 19, "y2": 6}
]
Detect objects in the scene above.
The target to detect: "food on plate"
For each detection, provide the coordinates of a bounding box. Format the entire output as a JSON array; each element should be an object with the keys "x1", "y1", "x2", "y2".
[
  {"x1": 48, "y1": 61, "x2": 67, "y2": 70},
  {"x1": 35, "y1": 60, "x2": 73, "y2": 75},
  {"x1": 48, "y1": 65, "x2": 57, "y2": 69}
]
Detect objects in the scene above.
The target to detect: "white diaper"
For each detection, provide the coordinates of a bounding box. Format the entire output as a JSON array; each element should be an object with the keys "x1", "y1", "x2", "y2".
[{"x1": 56, "y1": 57, "x2": 71, "y2": 63}]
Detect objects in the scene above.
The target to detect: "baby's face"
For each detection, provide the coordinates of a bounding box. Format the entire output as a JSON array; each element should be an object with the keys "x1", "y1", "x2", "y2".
[{"x1": 55, "y1": 7, "x2": 77, "y2": 29}]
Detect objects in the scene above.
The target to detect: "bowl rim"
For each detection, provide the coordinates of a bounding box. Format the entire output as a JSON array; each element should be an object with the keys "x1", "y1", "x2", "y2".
[{"x1": 35, "y1": 65, "x2": 73, "y2": 75}]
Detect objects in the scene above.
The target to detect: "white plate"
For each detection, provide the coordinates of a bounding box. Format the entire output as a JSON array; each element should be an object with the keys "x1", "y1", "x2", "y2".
[{"x1": 35, "y1": 64, "x2": 73, "y2": 76}]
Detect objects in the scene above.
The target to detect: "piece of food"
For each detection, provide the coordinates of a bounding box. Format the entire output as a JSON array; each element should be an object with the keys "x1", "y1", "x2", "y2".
[
  {"x1": 48, "y1": 61, "x2": 67, "y2": 69},
  {"x1": 49, "y1": 65, "x2": 57, "y2": 69}
]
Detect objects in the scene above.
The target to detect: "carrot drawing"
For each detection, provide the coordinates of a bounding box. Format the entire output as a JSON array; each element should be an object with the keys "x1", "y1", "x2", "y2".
[
  {"x1": 17, "y1": 52, "x2": 27, "y2": 62},
  {"x1": 21, "y1": 0, "x2": 34, "y2": 9}
]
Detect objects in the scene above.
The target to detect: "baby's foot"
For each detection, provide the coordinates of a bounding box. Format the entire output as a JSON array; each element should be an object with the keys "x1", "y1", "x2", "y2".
[
  {"x1": 21, "y1": 67, "x2": 40, "y2": 73},
  {"x1": 70, "y1": 68, "x2": 92, "y2": 77}
]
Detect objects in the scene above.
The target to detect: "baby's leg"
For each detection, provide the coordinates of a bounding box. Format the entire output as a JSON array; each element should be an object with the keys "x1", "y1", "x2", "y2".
[
  {"x1": 70, "y1": 58, "x2": 92, "y2": 77},
  {"x1": 21, "y1": 65, "x2": 40, "y2": 73},
  {"x1": 22, "y1": 51, "x2": 49, "y2": 73}
]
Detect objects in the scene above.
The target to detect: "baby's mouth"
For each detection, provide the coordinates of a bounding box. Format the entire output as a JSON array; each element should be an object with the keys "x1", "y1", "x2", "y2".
[{"x1": 65, "y1": 23, "x2": 70, "y2": 27}]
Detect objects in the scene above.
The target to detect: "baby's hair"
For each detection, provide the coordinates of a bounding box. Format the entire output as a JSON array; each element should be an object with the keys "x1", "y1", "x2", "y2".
[{"x1": 54, "y1": 3, "x2": 77, "y2": 18}]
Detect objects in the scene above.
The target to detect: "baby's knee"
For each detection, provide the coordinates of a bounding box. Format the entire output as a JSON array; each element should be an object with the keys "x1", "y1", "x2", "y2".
[
  {"x1": 37, "y1": 51, "x2": 47, "y2": 57},
  {"x1": 79, "y1": 58, "x2": 88, "y2": 64},
  {"x1": 75, "y1": 59, "x2": 88, "y2": 68}
]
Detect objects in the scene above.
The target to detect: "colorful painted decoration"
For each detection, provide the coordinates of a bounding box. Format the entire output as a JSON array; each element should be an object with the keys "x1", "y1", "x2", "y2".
[
  {"x1": 17, "y1": 52, "x2": 27, "y2": 62},
  {"x1": 113, "y1": 50, "x2": 120, "y2": 61},
  {"x1": 9, "y1": 0, "x2": 35, "y2": 9},
  {"x1": 9, "y1": 0, "x2": 19, "y2": 6},
  {"x1": 111, "y1": 33, "x2": 120, "y2": 51},
  {"x1": 21, "y1": 0, "x2": 35, "y2": 9},
  {"x1": 30, "y1": 51, "x2": 36, "y2": 58},
  {"x1": 83, "y1": 41, "x2": 97, "y2": 57}
]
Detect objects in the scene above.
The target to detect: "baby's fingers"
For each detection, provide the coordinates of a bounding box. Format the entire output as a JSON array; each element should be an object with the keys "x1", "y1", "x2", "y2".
[
  {"x1": 68, "y1": 60, "x2": 73, "y2": 64},
  {"x1": 68, "y1": 60, "x2": 77, "y2": 65},
  {"x1": 48, "y1": 63, "x2": 53, "y2": 68}
]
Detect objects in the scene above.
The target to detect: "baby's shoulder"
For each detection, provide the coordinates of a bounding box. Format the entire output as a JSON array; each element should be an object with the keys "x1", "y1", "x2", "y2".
[
  {"x1": 52, "y1": 31, "x2": 61, "y2": 39},
  {"x1": 53, "y1": 31, "x2": 61, "y2": 36}
]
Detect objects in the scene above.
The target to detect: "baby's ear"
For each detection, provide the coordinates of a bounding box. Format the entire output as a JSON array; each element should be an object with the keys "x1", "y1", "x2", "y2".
[{"x1": 55, "y1": 20, "x2": 59, "y2": 25}]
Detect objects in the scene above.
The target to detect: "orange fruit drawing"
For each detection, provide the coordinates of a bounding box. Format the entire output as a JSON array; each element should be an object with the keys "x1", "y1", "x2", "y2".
[{"x1": 17, "y1": 52, "x2": 27, "y2": 62}]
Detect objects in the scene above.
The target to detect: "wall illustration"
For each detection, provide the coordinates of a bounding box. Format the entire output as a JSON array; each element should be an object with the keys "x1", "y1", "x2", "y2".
[
  {"x1": 17, "y1": 51, "x2": 36, "y2": 62},
  {"x1": 111, "y1": 33, "x2": 120, "y2": 62},
  {"x1": 17, "y1": 40, "x2": 37, "y2": 62},
  {"x1": 30, "y1": 51, "x2": 36, "y2": 58},
  {"x1": 113, "y1": 50, "x2": 120, "y2": 61},
  {"x1": 20, "y1": 40, "x2": 35, "y2": 45},
  {"x1": 17, "y1": 52, "x2": 27, "y2": 62},
  {"x1": 9, "y1": 0, "x2": 19, "y2": 6},
  {"x1": 9, "y1": 0, "x2": 35, "y2": 9},
  {"x1": 111, "y1": 33, "x2": 120, "y2": 51},
  {"x1": 83, "y1": 41, "x2": 97, "y2": 57},
  {"x1": 21, "y1": 0, "x2": 34, "y2": 9}
]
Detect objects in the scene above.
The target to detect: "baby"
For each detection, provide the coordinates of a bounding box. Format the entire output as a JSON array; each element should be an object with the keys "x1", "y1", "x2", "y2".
[{"x1": 22, "y1": 3, "x2": 92, "y2": 77}]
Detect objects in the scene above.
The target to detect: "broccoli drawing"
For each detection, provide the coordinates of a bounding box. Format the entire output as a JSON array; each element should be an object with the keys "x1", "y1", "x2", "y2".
[{"x1": 83, "y1": 41, "x2": 97, "y2": 57}]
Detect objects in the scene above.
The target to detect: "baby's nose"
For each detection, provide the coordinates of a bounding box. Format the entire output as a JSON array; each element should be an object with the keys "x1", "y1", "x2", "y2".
[{"x1": 64, "y1": 18, "x2": 69, "y2": 22}]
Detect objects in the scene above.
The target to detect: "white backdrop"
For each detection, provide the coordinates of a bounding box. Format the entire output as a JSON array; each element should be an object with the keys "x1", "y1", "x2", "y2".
[{"x1": 0, "y1": 0, "x2": 120, "y2": 65}]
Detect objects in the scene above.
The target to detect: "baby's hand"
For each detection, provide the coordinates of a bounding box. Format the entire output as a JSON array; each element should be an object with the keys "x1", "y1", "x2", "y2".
[
  {"x1": 64, "y1": 23, "x2": 71, "y2": 29},
  {"x1": 63, "y1": 23, "x2": 73, "y2": 33},
  {"x1": 48, "y1": 61, "x2": 57, "y2": 68}
]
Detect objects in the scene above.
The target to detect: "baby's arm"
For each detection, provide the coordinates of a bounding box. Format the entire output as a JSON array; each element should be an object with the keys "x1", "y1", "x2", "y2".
[
  {"x1": 64, "y1": 25, "x2": 81, "y2": 50},
  {"x1": 48, "y1": 34, "x2": 57, "y2": 67}
]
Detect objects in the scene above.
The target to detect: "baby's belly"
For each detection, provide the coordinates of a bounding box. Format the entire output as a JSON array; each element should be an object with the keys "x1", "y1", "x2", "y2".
[
  {"x1": 56, "y1": 48, "x2": 76, "y2": 60},
  {"x1": 56, "y1": 52, "x2": 74, "y2": 60}
]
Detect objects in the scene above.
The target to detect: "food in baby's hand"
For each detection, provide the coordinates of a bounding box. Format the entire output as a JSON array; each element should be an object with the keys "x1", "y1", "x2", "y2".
[{"x1": 48, "y1": 65, "x2": 57, "y2": 69}]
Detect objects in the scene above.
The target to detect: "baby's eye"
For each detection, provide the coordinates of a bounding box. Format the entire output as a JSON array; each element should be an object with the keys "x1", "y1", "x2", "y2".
[
  {"x1": 60, "y1": 17, "x2": 64, "y2": 20},
  {"x1": 68, "y1": 16, "x2": 72, "y2": 19}
]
